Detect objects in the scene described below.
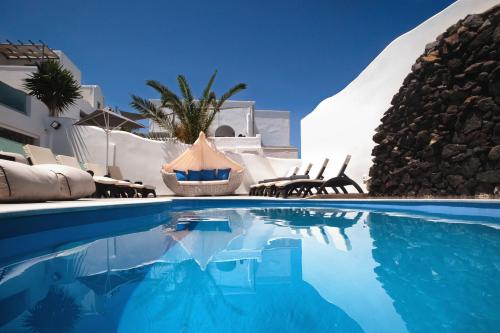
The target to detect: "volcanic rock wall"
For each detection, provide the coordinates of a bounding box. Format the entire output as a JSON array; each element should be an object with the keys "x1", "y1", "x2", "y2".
[{"x1": 369, "y1": 5, "x2": 500, "y2": 196}]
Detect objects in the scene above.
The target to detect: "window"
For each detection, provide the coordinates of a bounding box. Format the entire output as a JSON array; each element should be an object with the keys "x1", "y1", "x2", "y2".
[
  {"x1": 0, "y1": 81, "x2": 27, "y2": 114},
  {"x1": 0, "y1": 127, "x2": 35, "y2": 145},
  {"x1": 215, "y1": 125, "x2": 235, "y2": 137}
]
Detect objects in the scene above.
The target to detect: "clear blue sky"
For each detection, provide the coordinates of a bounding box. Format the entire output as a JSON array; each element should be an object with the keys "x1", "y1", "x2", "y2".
[{"x1": 1, "y1": 0, "x2": 455, "y2": 150}]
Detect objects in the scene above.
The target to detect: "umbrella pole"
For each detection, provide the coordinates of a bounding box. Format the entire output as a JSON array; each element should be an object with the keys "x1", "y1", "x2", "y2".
[
  {"x1": 106, "y1": 129, "x2": 109, "y2": 168},
  {"x1": 105, "y1": 111, "x2": 109, "y2": 169}
]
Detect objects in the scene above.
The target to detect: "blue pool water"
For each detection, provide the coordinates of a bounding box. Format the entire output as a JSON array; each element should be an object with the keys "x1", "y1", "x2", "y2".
[{"x1": 0, "y1": 201, "x2": 499, "y2": 332}]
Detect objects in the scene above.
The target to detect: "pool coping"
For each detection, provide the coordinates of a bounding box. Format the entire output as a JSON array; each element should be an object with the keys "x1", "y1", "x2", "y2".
[
  {"x1": 1, "y1": 196, "x2": 500, "y2": 219},
  {"x1": 0, "y1": 197, "x2": 173, "y2": 218}
]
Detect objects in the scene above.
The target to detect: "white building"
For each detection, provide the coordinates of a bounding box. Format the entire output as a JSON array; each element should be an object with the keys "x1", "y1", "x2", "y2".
[
  {"x1": 149, "y1": 99, "x2": 298, "y2": 158},
  {"x1": 0, "y1": 42, "x2": 104, "y2": 148}
]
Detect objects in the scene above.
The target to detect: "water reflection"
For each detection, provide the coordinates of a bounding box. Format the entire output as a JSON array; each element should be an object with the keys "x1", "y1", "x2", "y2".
[
  {"x1": 0, "y1": 208, "x2": 498, "y2": 332},
  {"x1": 368, "y1": 213, "x2": 500, "y2": 333}
]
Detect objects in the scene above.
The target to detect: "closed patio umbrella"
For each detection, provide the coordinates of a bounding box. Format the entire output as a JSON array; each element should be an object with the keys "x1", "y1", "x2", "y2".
[{"x1": 74, "y1": 108, "x2": 144, "y2": 167}]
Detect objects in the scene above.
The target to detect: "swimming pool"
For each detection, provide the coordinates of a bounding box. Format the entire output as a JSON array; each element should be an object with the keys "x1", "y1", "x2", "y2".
[{"x1": 0, "y1": 199, "x2": 499, "y2": 332}]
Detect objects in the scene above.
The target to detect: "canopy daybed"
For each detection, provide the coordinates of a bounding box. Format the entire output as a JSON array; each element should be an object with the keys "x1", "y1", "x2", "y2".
[{"x1": 161, "y1": 132, "x2": 244, "y2": 196}]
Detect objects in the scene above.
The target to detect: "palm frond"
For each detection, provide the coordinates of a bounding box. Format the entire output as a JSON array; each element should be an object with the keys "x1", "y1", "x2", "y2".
[
  {"x1": 130, "y1": 95, "x2": 176, "y2": 136},
  {"x1": 177, "y1": 75, "x2": 193, "y2": 103},
  {"x1": 216, "y1": 83, "x2": 247, "y2": 109},
  {"x1": 130, "y1": 72, "x2": 246, "y2": 144}
]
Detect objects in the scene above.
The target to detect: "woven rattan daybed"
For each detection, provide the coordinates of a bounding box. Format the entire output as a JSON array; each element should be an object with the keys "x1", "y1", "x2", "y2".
[{"x1": 161, "y1": 132, "x2": 245, "y2": 196}]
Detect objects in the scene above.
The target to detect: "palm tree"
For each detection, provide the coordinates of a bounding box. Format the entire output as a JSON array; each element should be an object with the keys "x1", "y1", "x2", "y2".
[
  {"x1": 130, "y1": 71, "x2": 246, "y2": 144},
  {"x1": 23, "y1": 60, "x2": 82, "y2": 117},
  {"x1": 23, "y1": 287, "x2": 82, "y2": 333}
]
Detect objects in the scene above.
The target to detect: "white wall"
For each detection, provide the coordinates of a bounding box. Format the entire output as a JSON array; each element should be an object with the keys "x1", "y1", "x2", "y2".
[
  {"x1": 81, "y1": 85, "x2": 104, "y2": 110},
  {"x1": 54, "y1": 50, "x2": 82, "y2": 84},
  {"x1": 210, "y1": 100, "x2": 255, "y2": 137},
  {"x1": 255, "y1": 110, "x2": 291, "y2": 146},
  {"x1": 0, "y1": 65, "x2": 37, "y2": 90},
  {"x1": 263, "y1": 147, "x2": 298, "y2": 159},
  {"x1": 50, "y1": 124, "x2": 301, "y2": 195},
  {"x1": 300, "y1": 0, "x2": 498, "y2": 191}
]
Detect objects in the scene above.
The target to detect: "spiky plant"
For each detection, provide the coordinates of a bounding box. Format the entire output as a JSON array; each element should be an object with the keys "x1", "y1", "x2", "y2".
[
  {"x1": 23, "y1": 60, "x2": 82, "y2": 117},
  {"x1": 130, "y1": 71, "x2": 246, "y2": 144}
]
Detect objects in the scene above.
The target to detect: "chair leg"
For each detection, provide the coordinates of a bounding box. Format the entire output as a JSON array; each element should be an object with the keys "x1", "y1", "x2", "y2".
[{"x1": 141, "y1": 189, "x2": 156, "y2": 198}]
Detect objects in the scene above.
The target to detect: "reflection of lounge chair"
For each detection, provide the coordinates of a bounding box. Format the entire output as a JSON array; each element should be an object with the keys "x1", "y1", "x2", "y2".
[
  {"x1": 274, "y1": 156, "x2": 363, "y2": 198},
  {"x1": 249, "y1": 163, "x2": 313, "y2": 196},
  {"x1": 251, "y1": 208, "x2": 363, "y2": 251}
]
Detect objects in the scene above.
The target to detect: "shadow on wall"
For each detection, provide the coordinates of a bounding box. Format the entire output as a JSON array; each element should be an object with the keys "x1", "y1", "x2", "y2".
[{"x1": 69, "y1": 125, "x2": 92, "y2": 164}]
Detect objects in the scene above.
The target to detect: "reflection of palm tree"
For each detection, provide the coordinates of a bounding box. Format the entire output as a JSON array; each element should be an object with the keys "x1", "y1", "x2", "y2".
[
  {"x1": 23, "y1": 287, "x2": 82, "y2": 333},
  {"x1": 133, "y1": 260, "x2": 242, "y2": 330}
]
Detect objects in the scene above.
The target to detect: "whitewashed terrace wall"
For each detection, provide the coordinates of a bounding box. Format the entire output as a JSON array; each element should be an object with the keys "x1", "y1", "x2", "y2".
[
  {"x1": 50, "y1": 124, "x2": 301, "y2": 195},
  {"x1": 300, "y1": 0, "x2": 499, "y2": 191}
]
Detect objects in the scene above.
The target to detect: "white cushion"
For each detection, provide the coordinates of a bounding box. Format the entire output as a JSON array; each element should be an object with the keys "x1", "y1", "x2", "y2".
[
  {"x1": 144, "y1": 184, "x2": 156, "y2": 190},
  {"x1": 33, "y1": 164, "x2": 95, "y2": 199},
  {"x1": 93, "y1": 176, "x2": 118, "y2": 185},
  {"x1": 85, "y1": 162, "x2": 108, "y2": 177},
  {"x1": 0, "y1": 151, "x2": 28, "y2": 164},
  {"x1": 0, "y1": 160, "x2": 66, "y2": 202},
  {"x1": 130, "y1": 183, "x2": 145, "y2": 189},
  {"x1": 115, "y1": 180, "x2": 131, "y2": 186}
]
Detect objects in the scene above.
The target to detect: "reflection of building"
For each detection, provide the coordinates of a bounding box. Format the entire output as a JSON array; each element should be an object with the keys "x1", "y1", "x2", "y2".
[
  {"x1": 149, "y1": 99, "x2": 298, "y2": 158},
  {"x1": 0, "y1": 208, "x2": 364, "y2": 332},
  {"x1": 0, "y1": 42, "x2": 104, "y2": 147}
]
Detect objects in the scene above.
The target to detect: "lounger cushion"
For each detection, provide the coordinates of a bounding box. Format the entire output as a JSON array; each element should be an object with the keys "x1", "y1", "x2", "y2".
[
  {"x1": 0, "y1": 160, "x2": 66, "y2": 202},
  {"x1": 93, "y1": 176, "x2": 118, "y2": 185},
  {"x1": 85, "y1": 163, "x2": 108, "y2": 177},
  {"x1": 130, "y1": 183, "x2": 145, "y2": 189},
  {"x1": 34, "y1": 164, "x2": 95, "y2": 199},
  {"x1": 201, "y1": 169, "x2": 217, "y2": 181},
  {"x1": 0, "y1": 152, "x2": 28, "y2": 164},
  {"x1": 216, "y1": 168, "x2": 231, "y2": 180},
  {"x1": 115, "y1": 180, "x2": 132, "y2": 186},
  {"x1": 187, "y1": 170, "x2": 202, "y2": 181},
  {"x1": 144, "y1": 184, "x2": 156, "y2": 190},
  {"x1": 174, "y1": 170, "x2": 187, "y2": 181}
]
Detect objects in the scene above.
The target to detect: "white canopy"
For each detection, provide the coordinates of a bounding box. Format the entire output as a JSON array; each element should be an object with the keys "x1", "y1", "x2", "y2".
[{"x1": 163, "y1": 132, "x2": 244, "y2": 172}]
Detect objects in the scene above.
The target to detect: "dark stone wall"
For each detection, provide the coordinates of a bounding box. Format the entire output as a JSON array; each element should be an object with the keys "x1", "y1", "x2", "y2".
[{"x1": 369, "y1": 5, "x2": 500, "y2": 196}]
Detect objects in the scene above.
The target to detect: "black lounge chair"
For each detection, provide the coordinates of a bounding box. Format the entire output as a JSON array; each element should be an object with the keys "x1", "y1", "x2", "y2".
[
  {"x1": 267, "y1": 158, "x2": 330, "y2": 197},
  {"x1": 249, "y1": 163, "x2": 313, "y2": 196},
  {"x1": 274, "y1": 155, "x2": 363, "y2": 198}
]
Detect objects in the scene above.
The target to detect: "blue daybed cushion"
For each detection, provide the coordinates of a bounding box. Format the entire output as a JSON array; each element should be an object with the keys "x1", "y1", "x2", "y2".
[
  {"x1": 201, "y1": 169, "x2": 217, "y2": 181},
  {"x1": 187, "y1": 170, "x2": 203, "y2": 181},
  {"x1": 216, "y1": 168, "x2": 231, "y2": 180},
  {"x1": 174, "y1": 170, "x2": 188, "y2": 181}
]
